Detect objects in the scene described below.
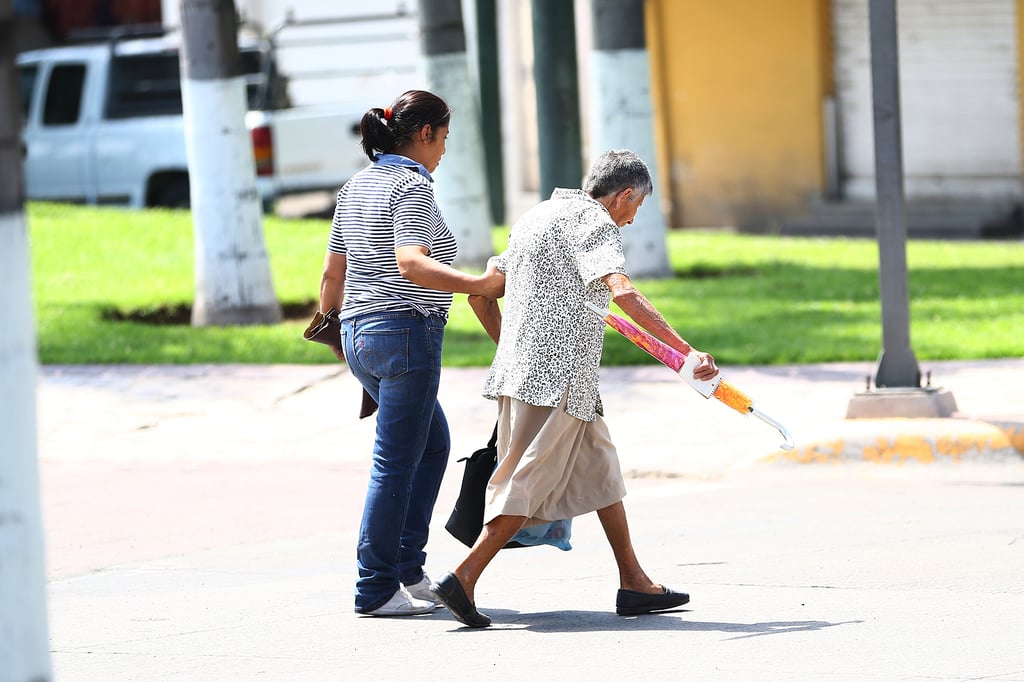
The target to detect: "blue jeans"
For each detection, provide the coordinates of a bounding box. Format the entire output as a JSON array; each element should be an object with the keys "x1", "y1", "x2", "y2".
[{"x1": 340, "y1": 311, "x2": 451, "y2": 612}]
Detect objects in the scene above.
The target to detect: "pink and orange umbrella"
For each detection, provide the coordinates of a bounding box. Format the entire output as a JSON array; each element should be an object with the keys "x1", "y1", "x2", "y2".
[{"x1": 586, "y1": 303, "x2": 795, "y2": 450}]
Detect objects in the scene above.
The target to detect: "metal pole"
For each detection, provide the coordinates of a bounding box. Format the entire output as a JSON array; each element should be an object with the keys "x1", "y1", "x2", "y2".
[
  {"x1": 531, "y1": 0, "x2": 583, "y2": 199},
  {"x1": 868, "y1": 0, "x2": 920, "y2": 388}
]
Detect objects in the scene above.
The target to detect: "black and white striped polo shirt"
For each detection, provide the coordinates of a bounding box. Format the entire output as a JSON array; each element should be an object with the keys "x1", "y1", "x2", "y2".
[{"x1": 328, "y1": 154, "x2": 458, "y2": 320}]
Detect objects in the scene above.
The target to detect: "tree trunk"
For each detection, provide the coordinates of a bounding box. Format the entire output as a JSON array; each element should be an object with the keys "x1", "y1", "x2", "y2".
[
  {"x1": 418, "y1": 0, "x2": 495, "y2": 269},
  {"x1": 531, "y1": 0, "x2": 583, "y2": 201},
  {"x1": 589, "y1": 0, "x2": 671, "y2": 278},
  {"x1": 180, "y1": 0, "x2": 282, "y2": 326},
  {"x1": 475, "y1": 0, "x2": 505, "y2": 225},
  {"x1": 0, "y1": 0, "x2": 54, "y2": 677}
]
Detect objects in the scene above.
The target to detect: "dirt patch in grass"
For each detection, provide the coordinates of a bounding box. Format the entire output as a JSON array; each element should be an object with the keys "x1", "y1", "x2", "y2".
[
  {"x1": 101, "y1": 300, "x2": 317, "y2": 325},
  {"x1": 673, "y1": 264, "x2": 760, "y2": 279}
]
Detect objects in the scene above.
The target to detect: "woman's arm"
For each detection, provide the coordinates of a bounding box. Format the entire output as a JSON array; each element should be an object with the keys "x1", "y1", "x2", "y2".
[
  {"x1": 319, "y1": 251, "x2": 347, "y2": 314},
  {"x1": 395, "y1": 246, "x2": 505, "y2": 298},
  {"x1": 468, "y1": 294, "x2": 502, "y2": 345},
  {"x1": 602, "y1": 272, "x2": 719, "y2": 381},
  {"x1": 317, "y1": 251, "x2": 347, "y2": 362}
]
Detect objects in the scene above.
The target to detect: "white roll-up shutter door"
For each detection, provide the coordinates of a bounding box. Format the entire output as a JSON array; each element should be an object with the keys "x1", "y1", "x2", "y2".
[{"x1": 833, "y1": 0, "x2": 1021, "y2": 200}]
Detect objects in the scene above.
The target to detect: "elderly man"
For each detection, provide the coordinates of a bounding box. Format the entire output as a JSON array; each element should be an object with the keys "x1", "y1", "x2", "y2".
[{"x1": 431, "y1": 150, "x2": 719, "y2": 628}]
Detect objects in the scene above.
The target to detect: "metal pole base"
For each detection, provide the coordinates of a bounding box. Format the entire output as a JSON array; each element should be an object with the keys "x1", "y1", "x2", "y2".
[{"x1": 846, "y1": 386, "x2": 958, "y2": 419}]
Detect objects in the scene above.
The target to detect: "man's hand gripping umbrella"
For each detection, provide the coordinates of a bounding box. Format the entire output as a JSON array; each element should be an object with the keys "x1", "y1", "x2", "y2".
[{"x1": 585, "y1": 302, "x2": 795, "y2": 450}]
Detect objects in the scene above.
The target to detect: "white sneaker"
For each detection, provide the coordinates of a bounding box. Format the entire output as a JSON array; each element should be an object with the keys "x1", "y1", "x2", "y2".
[
  {"x1": 402, "y1": 574, "x2": 441, "y2": 606},
  {"x1": 362, "y1": 589, "x2": 436, "y2": 616}
]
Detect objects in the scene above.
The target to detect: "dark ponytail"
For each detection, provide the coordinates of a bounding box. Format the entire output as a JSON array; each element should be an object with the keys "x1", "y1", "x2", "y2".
[
  {"x1": 359, "y1": 90, "x2": 452, "y2": 162},
  {"x1": 359, "y1": 108, "x2": 395, "y2": 162}
]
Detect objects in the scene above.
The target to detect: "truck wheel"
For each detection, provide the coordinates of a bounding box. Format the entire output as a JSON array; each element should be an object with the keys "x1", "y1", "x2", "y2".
[{"x1": 153, "y1": 178, "x2": 190, "y2": 209}]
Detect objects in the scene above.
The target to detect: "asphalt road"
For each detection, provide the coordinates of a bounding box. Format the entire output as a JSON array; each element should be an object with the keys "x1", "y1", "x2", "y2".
[{"x1": 35, "y1": 360, "x2": 1024, "y2": 680}]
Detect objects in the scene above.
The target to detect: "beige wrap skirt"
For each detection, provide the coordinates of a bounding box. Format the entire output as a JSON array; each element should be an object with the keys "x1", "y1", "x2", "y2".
[{"x1": 483, "y1": 393, "x2": 627, "y2": 526}]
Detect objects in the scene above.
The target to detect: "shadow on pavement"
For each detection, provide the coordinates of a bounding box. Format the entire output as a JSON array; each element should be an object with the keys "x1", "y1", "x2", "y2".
[{"x1": 440, "y1": 608, "x2": 864, "y2": 637}]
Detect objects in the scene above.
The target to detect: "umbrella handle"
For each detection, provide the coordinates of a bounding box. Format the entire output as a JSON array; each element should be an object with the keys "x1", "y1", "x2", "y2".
[{"x1": 751, "y1": 403, "x2": 795, "y2": 450}]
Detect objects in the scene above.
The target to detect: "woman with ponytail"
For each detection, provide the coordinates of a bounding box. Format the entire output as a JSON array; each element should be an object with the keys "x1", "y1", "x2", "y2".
[{"x1": 315, "y1": 90, "x2": 504, "y2": 617}]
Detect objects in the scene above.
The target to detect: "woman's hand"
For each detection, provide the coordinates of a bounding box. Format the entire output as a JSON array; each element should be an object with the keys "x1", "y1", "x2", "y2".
[
  {"x1": 477, "y1": 261, "x2": 506, "y2": 299},
  {"x1": 329, "y1": 345, "x2": 346, "y2": 363},
  {"x1": 690, "y1": 350, "x2": 719, "y2": 381}
]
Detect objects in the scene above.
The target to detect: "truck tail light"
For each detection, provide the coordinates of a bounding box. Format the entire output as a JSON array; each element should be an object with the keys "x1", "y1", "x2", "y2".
[{"x1": 251, "y1": 125, "x2": 274, "y2": 177}]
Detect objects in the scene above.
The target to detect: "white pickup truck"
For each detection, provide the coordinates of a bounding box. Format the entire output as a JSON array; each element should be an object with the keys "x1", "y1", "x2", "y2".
[{"x1": 16, "y1": 30, "x2": 368, "y2": 211}]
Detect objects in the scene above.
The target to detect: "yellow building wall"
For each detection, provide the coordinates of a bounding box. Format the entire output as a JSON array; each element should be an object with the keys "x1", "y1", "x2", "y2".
[{"x1": 647, "y1": 0, "x2": 833, "y2": 228}]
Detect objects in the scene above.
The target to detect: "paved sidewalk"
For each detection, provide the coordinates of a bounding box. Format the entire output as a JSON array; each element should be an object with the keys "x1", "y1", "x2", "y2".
[
  {"x1": 34, "y1": 359, "x2": 1024, "y2": 680},
  {"x1": 37, "y1": 358, "x2": 1024, "y2": 476}
]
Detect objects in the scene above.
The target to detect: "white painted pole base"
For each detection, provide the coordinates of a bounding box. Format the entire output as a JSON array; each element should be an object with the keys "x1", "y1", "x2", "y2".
[
  {"x1": 589, "y1": 49, "x2": 672, "y2": 279},
  {"x1": 0, "y1": 210, "x2": 53, "y2": 680},
  {"x1": 181, "y1": 77, "x2": 281, "y2": 326},
  {"x1": 423, "y1": 52, "x2": 496, "y2": 269}
]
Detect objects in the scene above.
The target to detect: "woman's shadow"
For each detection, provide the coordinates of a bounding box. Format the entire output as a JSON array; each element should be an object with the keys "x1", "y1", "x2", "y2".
[{"x1": 473, "y1": 608, "x2": 861, "y2": 639}]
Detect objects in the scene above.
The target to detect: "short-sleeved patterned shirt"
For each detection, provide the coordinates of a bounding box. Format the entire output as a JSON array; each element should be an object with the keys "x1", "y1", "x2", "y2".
[{"x1": 482, "y1": 188, "x2": 627, "y2": 421}]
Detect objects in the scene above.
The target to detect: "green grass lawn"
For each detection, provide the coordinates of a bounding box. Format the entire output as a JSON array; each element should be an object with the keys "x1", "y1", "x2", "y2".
[{"x1": 27, "y1": 202, "x2": 1024, "y2": 366}]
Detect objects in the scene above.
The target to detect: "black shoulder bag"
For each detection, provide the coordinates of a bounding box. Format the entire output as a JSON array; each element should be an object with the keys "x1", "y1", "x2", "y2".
[{"x1": 445, "y1": 423, "x2": 524, "y2": 549}]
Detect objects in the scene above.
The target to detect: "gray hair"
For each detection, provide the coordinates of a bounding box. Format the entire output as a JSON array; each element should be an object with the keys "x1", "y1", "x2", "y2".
[{"x1": 582, "y1": 149, "x2": 653, "y2": 199}]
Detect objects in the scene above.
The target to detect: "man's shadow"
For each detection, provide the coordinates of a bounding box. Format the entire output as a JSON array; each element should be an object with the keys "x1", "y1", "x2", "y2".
[{"x1": 459, "y1": 609, "x2": 861, "y2": 639}]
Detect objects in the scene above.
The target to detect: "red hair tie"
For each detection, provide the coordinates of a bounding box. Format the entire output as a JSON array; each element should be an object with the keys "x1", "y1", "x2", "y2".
[{"x1": 383, "y1": 107, "x2": 393, "y2": 122}]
